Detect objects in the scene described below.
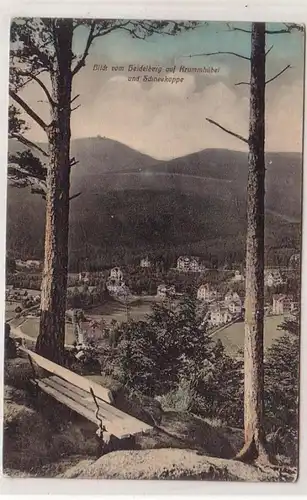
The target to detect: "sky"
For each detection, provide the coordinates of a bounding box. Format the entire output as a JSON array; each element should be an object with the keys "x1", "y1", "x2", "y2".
[{"x1": 15, "y1": 21, "x2": 305, "y2": 160}]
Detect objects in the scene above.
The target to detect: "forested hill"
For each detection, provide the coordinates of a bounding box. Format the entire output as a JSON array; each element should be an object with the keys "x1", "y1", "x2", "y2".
[{"x1": 6, "y1": 137, "x2": 302, "y2": 269}]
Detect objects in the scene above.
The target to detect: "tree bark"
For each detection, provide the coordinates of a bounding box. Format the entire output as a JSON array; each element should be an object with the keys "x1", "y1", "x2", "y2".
[
  {"x1": 35, "y1": 20, "x2": 73, "y2": 363},
  {"x1": 236, "y1": 22, "x2": 269, "y2": 463}
]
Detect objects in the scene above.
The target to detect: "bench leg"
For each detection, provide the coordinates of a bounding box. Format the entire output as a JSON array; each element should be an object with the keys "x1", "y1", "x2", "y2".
[{"x1": 95, "y1": 429, "x2": 112, "y2": 457}]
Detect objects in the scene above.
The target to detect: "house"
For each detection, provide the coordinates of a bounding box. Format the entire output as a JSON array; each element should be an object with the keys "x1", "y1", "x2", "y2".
[
  {"x1": 228, "y1": 300, "x2": 243, "y2": 315},
  {"x1": 26, "y1": 260, "x2": 41, "y2": 269},
  {"x1": 157, "y1": 284, "x2": 176, "y2": 298},
  {"x1": 225, "y1": 291, "x2": 241, "y2": 305},
  {"x1": 79, "y1": 272, "x2": 90, "y2": 283},
  {"x1": 289, "y1": 253, "x2": 300, "y2": 269},
  {"x1": 265, "y1": 269, "x2": 284, "y2": 288},
  {"x1": 177, "y1": 256, "x2": 201, "y2": 272},
  {"x1": 231, "y1": 270, "x2": 244, "y2": 282},
  {"x1": 272, "y1": 294, "x2": 293, "y2": 315},
  {"x1": 208, "y1": 306, "x2": 233, "y2": 327},
  {"x1": 110, "y1": 267, "x2": 124, "y2": 282},
  {"x1": 197, "y1": 284, "x2": 217, "y2": 302},
  {"x1": 107, "y1": 280, "x2": 130, "y2": 298},
  {"x1": 140, "y1": 256, "x2": 152, "y2": 268},
  {"x1": 16, "y1": 259, "x2": 28, "y2": 268},
  {"x1": 291, "y1": 301, "x2": 299, "y2": 313}
]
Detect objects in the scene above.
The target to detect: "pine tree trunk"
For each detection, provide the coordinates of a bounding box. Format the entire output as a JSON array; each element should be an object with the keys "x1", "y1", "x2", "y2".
[
  {"x1": 236, "y1": 22, "x2": 269, "y2": 463},
  {"x1": 35, "y1": 20, "x2": 73, "y2": 364}
]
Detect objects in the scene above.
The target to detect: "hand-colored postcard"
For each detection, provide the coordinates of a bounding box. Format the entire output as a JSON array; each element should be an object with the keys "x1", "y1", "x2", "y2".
[{"x1": 2, "y1": 19, "x2": 304, "y2": 481}]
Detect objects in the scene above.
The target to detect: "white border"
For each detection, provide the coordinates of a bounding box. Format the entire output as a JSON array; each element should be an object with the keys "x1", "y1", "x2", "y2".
[{"x1": 0, "y1": 0, "x2": 307, "y2": 497}]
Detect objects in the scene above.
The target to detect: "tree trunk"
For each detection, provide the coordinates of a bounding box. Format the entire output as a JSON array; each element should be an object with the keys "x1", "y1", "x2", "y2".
[
  {"x1": 236, "y1": 22, "x2": 269, "y2": 463},
  {"x1": 36, "y1": 20, "x2": 73, "y2": 364}
]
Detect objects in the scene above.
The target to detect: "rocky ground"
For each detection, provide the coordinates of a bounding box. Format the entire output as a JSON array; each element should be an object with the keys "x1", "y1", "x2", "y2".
[{"x1": 2, "y1": 357, "x2": 297, "y2": 482}]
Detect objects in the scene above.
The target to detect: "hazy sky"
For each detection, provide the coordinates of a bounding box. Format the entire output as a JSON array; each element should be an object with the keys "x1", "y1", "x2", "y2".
[{"x1": 16, "y1": 21, "x2": 305, "y2": 159}]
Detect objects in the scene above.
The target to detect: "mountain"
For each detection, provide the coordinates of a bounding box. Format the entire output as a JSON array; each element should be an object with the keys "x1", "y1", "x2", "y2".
[{"x1": 6, "y1": 137, "x2": 302, "y2": 269}]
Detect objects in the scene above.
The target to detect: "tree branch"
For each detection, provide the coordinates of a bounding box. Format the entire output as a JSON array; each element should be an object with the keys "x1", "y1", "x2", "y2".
[
  {"x1": 71, "y1": 21, "x2": 129, "y2": 76},
  {"x1": 70, "y1": 157, "x2": 79, "y2": 167},
  {"x1": 17, "y1": 71, "x2": 55, "y2": 106},
  {"x1": 265, "y1": 64, "x2": 291, "y2": 85},
  {"x1": 9, "y1": 90, "x2": 48, "y2": 131},
  {"x1": 72, "y1": 21, "x2": 96, "y2": 76},
  {"x1": 226, "y1": 23, "x2": 252, "y2": 34},
  {"x1": 266, "y1": 45, "x2": 274, "y2": 56},
  {"x1": 235, "y1": 81, "x2": 250, "y2": 86},
  {"x1": 10, "y1": 133, "x2": 49, "y2": 157},
  {"x1": 206, "y1": 118, "x2": 248, "y2": 144},
  {"x1": 71, "y1": 104, "x2": 81, "y2": 112},
  {"x1": 69, "y1": 191, "x2": 82, "y2": 201},
  {"x1": 265, "y1": 23, "x2": 303, "y2": 34},
  {"x1": 235, "y1": 63, "x2": 291, "y2": 87},
  {"x1": 71, "y1": 94, "x2": 80, "y2": 104},
  {"x1": 186, "y1": 51, "x2": 250, "y2": 61}
]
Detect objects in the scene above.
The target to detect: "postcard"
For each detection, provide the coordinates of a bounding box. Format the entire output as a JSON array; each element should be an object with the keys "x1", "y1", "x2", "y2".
[{"x1": 2, "y1": 18, "x2": 304, "y2": 481}]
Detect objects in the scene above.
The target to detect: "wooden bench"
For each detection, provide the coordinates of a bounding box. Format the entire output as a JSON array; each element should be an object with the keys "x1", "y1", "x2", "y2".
[{"x1": 21, "y1": 347, "x2": 153, "y2": 444}]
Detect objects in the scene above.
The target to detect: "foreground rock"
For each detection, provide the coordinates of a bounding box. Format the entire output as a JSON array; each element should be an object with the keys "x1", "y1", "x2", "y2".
[{"x1": 61, "y1": 448, "x2": 297, "y2": 481}]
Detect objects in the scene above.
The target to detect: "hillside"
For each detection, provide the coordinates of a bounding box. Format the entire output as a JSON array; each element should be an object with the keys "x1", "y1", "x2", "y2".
[{"x1": 6, "y1": 137, "x2": 302, "y2": 268}]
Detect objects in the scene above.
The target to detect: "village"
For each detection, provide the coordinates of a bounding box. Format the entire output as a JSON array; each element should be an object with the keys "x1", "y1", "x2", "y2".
[{"x1": 6, "y1": 253, "x2": 300, "y2": 345}]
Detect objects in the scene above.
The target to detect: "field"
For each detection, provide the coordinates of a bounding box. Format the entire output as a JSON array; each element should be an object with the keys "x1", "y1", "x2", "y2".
[
  {"x1": 87, "y1": 296, "x2": 160, "y2": 324},
  {"x1": 6, "y1": 294, "x2": 287, "y2": 357},
  {"x1": 17, "y1": 317, "x2": 76, "y2": 345},
  {"x1": 5, "y1": 302, "x2": 22, "y2": 322},
  {"x1": 214, "y1": 315, "x2": 286, "y2": 357},
  {"x1": 6, "y1": 296, "x2": 161, "y2": 346}
]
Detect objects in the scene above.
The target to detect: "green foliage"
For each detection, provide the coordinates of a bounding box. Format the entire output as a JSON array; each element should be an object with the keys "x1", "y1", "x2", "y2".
[
  {"x1": 264, "y1": 316, "x2": 299, "y2": 431},
  {"x1": 158, "y1": 378, "x2": 196, "y2": 412},
  {"x1": 111, "y1": 320, "x2": 158, "y2": 395},
  {"x1": 109, "y1": 295, "x2": 244, "y2": 425}
]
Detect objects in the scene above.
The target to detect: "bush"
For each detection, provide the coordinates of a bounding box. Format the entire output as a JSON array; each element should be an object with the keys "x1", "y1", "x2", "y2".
[{"x1": 157, "y1": 378, "x2": 195, "y2": 413}]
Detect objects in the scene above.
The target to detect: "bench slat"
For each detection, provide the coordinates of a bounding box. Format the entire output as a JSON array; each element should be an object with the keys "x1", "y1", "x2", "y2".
[
  {"x1": 44, "y1": 377, "x2": 132, "y2": 436},
  {"x1": 35, "y1": 379, "x2": 98, "y2": 426},
  {"x1": 39, "y1": 376, "x2": 153, "y2": 437},
  {"x1": 21, "y1": 347, "x2": 114, "y2": 404},
  {"x1": 49, "y1": 376, "x2": 152, "y2": 434},
  {"x1": 50, "y1": 376, "x2": 127, "y2": 421}
]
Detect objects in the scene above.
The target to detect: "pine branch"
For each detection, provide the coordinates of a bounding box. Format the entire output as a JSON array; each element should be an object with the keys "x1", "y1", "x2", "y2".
[
  {"x1": 265, "y1": 64, "x2": 291, "y2": 84},
  {"x1": 10, "y1": 133, "x2": 49, "y2": 157},
  {"x1": 70, "y1": 158, "x2": 79, "y2": 167},
  {"x1": 17, "y1": 71, "x2": 55, "y2": 106},
  {"x1": 69, "y1": 191, "x2": 82, "y2": 201},
  {"x1": 71, "y1": 94, "x2": 80, "y2": 104},
  {"x1": 206, "y1": 118, "x2": 248, "y2": 144},
  {"x1": 266, "y1": 45, "x2": 274, "y2": 56},
  {"x1": 185, "y1": 51, "x2": 250, "y2": 61},
  {"x1": 235, "y1": 63, "x2": 291, "y2": 86},
  {"x1": 226, "y1": 24, "x2": 252, "y2": 34},
  {"x1": 72, "y1": 21, "x2": 96, "y2": 76},
  {"x1": 9, "y1": 90, "x2": 48, "y2": 131}
]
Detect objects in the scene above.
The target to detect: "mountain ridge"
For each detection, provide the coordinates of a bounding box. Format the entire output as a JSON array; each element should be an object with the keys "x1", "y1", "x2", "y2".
[{"x1": 6, "y1": 137, "x2": 302, "y2": 267}]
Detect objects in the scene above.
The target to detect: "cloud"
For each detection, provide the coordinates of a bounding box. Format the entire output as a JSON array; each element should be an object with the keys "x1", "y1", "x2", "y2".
[{"x1": 20, "y1": 66, "x2": 303, "y2": 159}]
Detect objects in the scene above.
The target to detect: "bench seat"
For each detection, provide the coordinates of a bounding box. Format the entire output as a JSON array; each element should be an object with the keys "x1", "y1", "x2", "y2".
[
  {"x1": 21, "y1": 346, "x2": 153, "y2": 441},
  {"x1": 33, "y1": 375, "x2": 152, "y2": 439}
]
